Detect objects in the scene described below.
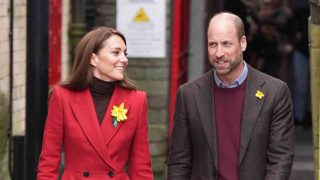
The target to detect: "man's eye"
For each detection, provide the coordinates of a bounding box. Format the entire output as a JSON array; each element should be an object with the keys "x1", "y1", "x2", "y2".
[
  {"x1": 208, "y1": 43, "x2": 216, "y2": 47},
  {"x1": 223, "y1": 42, "x2": 231, "y2": 47}
]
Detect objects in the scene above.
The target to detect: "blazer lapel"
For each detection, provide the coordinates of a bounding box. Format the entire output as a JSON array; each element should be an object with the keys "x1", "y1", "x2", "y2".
[
  {"x1": 70, "y1": 89, "x2": 114, "y2": 168},
  {"x1": 193, "y1": 69, "x2": 218, "y2": 169},
  {"x1": 101, "y1": 84, "x2": 131, "y2": 145},
  {"x1": 239, "y1": 66, "x2": 267, "y2": 166}
]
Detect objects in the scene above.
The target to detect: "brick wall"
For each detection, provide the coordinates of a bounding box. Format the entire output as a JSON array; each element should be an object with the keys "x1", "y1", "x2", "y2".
[
  {"x1": 0, "y1": 1, "x2": 10, "y2": 179},
  {"x1": 129, "y1": 60, "x2": 169, "y2": 180},
  {"x1": 0, "y1": 0, "x2": 27, "y2": 135},
  {"x1": 0, "y1": 0, "x2": 10, "y2": 95},
  {"x1": 0, "y1": 0, "x2": 26, "y2": 178},
  {"x1": 12, "y1": 0, "x2": 26, "y2": 136}
]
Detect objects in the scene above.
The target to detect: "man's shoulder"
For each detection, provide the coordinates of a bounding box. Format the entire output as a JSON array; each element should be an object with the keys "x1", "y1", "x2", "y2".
[
  {"x1": 179, "y1": 70, "x2": 213, "y2": 91},
  {"x1": 249, "y1": 66, "x2": 288, "y2": 88}
]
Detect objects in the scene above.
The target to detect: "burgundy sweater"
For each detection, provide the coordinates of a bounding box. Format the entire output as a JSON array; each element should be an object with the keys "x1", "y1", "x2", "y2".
[{"x1": 214, "y1": 80, "x2": 247, "y2": 180}]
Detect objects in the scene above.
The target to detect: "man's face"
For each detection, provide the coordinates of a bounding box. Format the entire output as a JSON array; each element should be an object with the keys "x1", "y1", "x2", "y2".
[{"x1": 207, "y1": 20, "x2": 246, "y2": 78}]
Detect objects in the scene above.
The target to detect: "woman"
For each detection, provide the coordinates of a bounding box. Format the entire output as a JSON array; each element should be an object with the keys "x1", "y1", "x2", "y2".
[{"x1": 37, "y1": 27, "x2": 154, "y2": 180}]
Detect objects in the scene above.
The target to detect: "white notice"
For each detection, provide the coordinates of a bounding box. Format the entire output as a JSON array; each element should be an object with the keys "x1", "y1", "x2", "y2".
[{"x1": 116, "y1": 0, "x2": 166, "y2": 58}]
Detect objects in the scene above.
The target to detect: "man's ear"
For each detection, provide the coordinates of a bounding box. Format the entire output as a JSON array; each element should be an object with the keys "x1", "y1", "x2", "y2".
[
  {"x1": 90, "y1": 53, "x2": 98, "y2": 66},
  {"x1": 240, "y1": 36, "x2": 247, "y2": 52}
]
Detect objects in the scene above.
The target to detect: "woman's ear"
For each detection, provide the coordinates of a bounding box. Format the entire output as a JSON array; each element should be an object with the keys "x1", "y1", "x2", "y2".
[{"x1": 90, "y1": 53, "x2": 98, "y2": 67}]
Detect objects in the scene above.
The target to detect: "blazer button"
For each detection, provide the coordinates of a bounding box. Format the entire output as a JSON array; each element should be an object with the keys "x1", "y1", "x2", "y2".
[
  {"x1": 108, "y1": 170, "x2": 114, "y2": 177},
  {"x1": 83, "y1": 171, "x2": 90, "y2": 177}
]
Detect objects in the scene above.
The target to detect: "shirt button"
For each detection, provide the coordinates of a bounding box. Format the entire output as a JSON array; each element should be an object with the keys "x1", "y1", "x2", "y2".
[
  {"x1": 108, "y1": 170, "x2": 114, "y2": 177},
  {"x1": 83, "y1": 171, "x2": 90, "y2": 177}
]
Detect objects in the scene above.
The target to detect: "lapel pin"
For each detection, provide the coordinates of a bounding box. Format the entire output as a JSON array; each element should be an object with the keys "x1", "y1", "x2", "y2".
[
  {"x1": 255, "y1": 90, "x2": 264, "y2": 99},
  {"x1": 111, "y1": 102, "x2": 128, "y2": 127}
]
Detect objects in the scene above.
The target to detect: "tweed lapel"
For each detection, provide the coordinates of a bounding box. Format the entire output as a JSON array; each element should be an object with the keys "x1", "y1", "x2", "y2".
[
  {"x1": 100, "y1": 84, "x2": 131, "y2": 145},
  {"x1": 239, "y1": 65, "x2": 267, "y2": 166},
  {"x1": 193, "y1": 69, "x2": 218, "y2": 169},
  {"x1": 70, "y1": 89, "x2": 114, "y2": 168}
]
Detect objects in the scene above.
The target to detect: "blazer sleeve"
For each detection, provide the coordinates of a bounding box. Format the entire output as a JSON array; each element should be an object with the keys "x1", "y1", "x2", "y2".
[
  {"x1": 167, "y1": 87, "x2": 192, "y2": 179},
  {"x1": 265, "y1": 83, "x2": 294, "y2": 180},
  {"x1": 37, "y1": 87, "x2": 64, "y2": 180},
  {"x1": 128, "y1": 91, "x2": 154, "y2": 180}
]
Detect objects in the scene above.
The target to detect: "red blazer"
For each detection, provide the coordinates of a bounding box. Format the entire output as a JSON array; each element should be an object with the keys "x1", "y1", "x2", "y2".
[{"x1": 37, "y1": 84, "x2": 154, "y2": 180}]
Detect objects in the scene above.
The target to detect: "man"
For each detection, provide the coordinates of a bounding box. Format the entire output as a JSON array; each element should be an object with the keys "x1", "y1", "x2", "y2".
[{"x1": 167, "y1": 12, "x2": 294, "y2": 180}]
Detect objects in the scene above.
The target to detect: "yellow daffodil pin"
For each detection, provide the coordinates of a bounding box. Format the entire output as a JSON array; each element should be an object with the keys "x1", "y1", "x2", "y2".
[
  {"x1": 255, "y1": 90, "x2": 264, "y2": 99},
  {"x1": 111, "y1": 102, "x2": 128, "y2": 127}
]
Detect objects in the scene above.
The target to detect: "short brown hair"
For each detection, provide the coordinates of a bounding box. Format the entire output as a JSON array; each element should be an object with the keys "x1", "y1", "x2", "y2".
[{"x1": 61, "y1": 27, "x2": 137, "y2": 90}]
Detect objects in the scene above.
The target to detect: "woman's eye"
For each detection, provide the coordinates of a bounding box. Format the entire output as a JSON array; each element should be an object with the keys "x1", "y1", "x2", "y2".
[{"x1": 112, "y1": 51, "x2": 120, "y2": 55}]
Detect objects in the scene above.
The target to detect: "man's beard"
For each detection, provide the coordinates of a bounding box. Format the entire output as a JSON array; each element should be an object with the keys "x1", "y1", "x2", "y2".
[
  {"x1": 214, "y1": 63, "x2": 232, "y2": 75},
  {"x1": 212, "y1": 57, "x2": 242, "y2": 75},
  {"x1": 209, "y1": 49, "x2": 243, "y2": 75}
]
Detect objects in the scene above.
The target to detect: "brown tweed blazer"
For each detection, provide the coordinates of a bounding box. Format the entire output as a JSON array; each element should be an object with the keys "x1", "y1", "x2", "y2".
[{"x1": 167, "y1": 65, "x2": 294, "y2": 180}]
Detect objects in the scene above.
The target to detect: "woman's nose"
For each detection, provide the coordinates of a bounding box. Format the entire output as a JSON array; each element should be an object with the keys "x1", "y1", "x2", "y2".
[{"x1": 120, "y1": 53, "x2": 128, "y2": 62}]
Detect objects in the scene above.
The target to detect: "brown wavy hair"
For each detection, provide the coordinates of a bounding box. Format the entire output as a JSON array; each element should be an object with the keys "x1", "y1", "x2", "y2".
[{"x1": 61, "y1": 27, "x2": 137, "y2": 90}]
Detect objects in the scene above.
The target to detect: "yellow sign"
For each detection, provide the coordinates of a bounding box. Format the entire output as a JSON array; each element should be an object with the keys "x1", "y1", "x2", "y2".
[{"x1": 132, "y1": 7, "x2": 150, "y2": 22}]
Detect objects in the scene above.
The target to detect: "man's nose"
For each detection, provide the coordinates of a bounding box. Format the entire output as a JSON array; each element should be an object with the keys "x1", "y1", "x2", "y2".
[{"x1": 216, "y1": 46, "x2": 224, "y2": 58}]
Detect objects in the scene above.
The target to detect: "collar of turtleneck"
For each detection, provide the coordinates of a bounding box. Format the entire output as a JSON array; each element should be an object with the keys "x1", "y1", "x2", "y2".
[
  {"x1": 90, "y1": 77, "x2": 115, "y2": 125},
  {"x1": 90, "y1": 77, "x2": 115, "y2": 97}
]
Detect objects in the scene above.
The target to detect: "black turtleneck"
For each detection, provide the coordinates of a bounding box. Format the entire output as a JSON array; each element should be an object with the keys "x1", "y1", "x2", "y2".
[{"x1": 90, "y1": 77, "x2": 115, "y2": 125}]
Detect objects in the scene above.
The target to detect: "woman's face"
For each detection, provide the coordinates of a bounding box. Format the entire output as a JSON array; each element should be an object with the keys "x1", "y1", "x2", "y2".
[{"x1": 91, "y1": 35, "x2": 128, "y2": 81}]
